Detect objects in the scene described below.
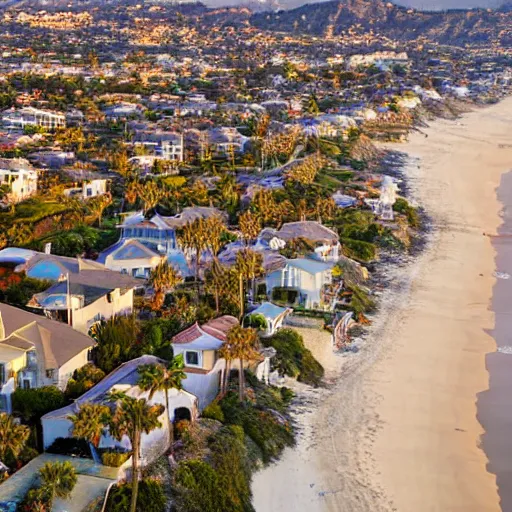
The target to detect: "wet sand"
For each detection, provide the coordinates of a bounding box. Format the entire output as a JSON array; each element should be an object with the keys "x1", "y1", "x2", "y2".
[{"x1": 252, "y1": 97, "x2": 512, "y2": 512}]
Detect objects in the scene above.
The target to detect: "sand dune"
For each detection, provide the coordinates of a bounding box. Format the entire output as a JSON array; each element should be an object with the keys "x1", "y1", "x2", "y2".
[{"x1": 252, "y1": 97, "x2": 512, "y2": 512}]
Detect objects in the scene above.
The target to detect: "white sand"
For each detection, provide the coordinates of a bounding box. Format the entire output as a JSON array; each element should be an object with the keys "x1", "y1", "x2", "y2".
[{"x1": 252, "y1": 97, "x2": 512, "y2": 512}]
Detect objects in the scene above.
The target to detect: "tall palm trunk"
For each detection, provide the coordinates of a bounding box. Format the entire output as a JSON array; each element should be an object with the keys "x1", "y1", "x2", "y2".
[
  {"x1": 130, "y1": 431, "x2": 140, "y2": 512},
  {"x1": 239, "y1": 274, "x2": 244, "y2": 320},
  {"x1": 239, "y1": 358, "x2": 245, "y2": 401},
  {"x1": 165, "y1": 389, "x2": 174, "y2": 451},
  {"x1": 223, "y1": 359, "x2": 231, "y2": 394}
]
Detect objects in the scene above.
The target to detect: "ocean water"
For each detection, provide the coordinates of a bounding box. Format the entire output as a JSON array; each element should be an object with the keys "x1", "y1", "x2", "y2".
[{"x1": 478, "y1": 169, "x2": 512, "y2": 512}]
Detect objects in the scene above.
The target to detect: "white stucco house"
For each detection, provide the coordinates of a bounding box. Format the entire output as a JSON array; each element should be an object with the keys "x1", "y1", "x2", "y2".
[
  {"x1": 266, "y1": 258, "x2": 335, "y2": 310},
  {"x1": 171, "y1": 316, "x2": 239, "y2": 409},
  {"x1": 0, "y1": 303, "x2": 95, "y2": 414},
  {"x1": 0, "y1": 158, "x2": 38, "y2": 203},
  {"x1": 97, "y1": 238, "x2": 164, "y2": 279},
  {"x1": 41, "y1": 355, "x2": 198, "y2": 466}
]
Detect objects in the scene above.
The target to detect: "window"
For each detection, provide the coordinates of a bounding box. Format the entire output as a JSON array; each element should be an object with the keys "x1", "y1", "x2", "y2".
[
  {"x1": 0, "y1": 364, "x2": 5, "y2": 386},
  {"x1": 185, "y1": 351, "x2": 200, "y2": 366},
  {"x1": 46, "y1": 369, "x2": 55, "y2": 380},
  {"x1": 23, "y1": 379, "x2": 31, "y2": 389}
]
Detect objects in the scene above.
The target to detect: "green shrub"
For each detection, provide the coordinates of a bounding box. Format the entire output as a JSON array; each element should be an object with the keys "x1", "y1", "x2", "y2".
[
  {"x1": 201, "y1": 402, "x2": 225, "y2": 423},
  {"x1": 347, "y1": 285, "x2": 376, "y2": 316},
  {"x1": 219, "y1": 392, "x2": 294, "y2": 464},
  {"x1": 106, "y1": 479, "x2": 166, "y2": 512},
  {"x1": 12, "y1": 386, "x2": 67, "y2": 423},
  {"x1": 101, "y1": 450, "x2": 131, "y2": 467},
  {"x1": 261, "y1": 328, "x2": 324, "y2": 387},
  {"x1": 244, "y1": 313, "x2": 267, "y2": 330},
  {"x1": 19, "y1": 485, "x2": 52, "y2": 512},
  {"x1": 341, "y1": 238, "x2": 376, "y2": 262},
  {"x1": 271, "y1": 287, "x2": 298, "y2": 305},
  {"x1": 393, "y1": 197, "x2": 420, "y2": 228},
  {"x1": 65, "y1": 364, "x2": 105, "y2": 399}
]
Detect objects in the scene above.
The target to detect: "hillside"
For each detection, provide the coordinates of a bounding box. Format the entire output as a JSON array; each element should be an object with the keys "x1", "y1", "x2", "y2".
[{"x1": 250, "y1": 0, "x2": 512, "y2": 45}]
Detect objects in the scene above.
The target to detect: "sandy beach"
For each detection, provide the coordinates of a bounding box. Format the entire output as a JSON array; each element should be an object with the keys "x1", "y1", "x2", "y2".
[{"x1": 252, "y1": 97, "x2": 512, "y2": 512}]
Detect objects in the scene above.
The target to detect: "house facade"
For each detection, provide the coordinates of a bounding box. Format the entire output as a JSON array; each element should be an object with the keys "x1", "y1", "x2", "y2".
[
  {"x1": 171, "y1": 316, "x2": 239, "y2": 409},
  {"x1": 0, "y1": 303, "x2": 94, "y2": 413},
  {"x1": 1, "y1": 107, "x2": 66, "y2": 130},
  {"x1": 266, "y1": 258, "x2": 335, "y2": 310},
  {"x1": 0, "y1": 158, "x2": 38, "y2": 203},
  {"x1": 41, "y1": 355, "x2": 198, "y2": 466}
]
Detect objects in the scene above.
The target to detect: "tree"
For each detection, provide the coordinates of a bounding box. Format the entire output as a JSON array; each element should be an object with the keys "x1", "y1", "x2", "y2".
[
  {"x1": 177, "y1": 218, "x2": 208, "y2": 283},
  {"x1": 109, "y1": 393, "x2": 164, "y2": 512},
  {"x1": 86, "y1": 192, "x2": 112, "y2": 227},
  {"x1": 39, "y1": 461, "x2": 77, "y2": 503},
  {"x1": 69, "y1": 403, "x2": 112, "y2": 448},
  {"x1": 139, "y1": 180, "x2": 163, "y2": 213},
  {"x1": 148, "y1": 261, "x2": 182, "y2": 311},
  {"x1": 204, "y1": 215, "x2": 226, "y2": 263},
  {"x1": 112, "y1": 150, "x2": 133, "y2": 178},
  {"x1": 137, "y1": 356, "x2": 187, "y2": 448},
  {"x1": 238, "y1": 211, "x2": 261, "y2": 245},
  {"x1": 304, "y1": 94, "x2": 320, "y2": 115},
  {"x1": 91, "y1": 315, "x2": 140, "y2": 373},
  {"x1": 0, "y1": 412, "x2": 30, "y2": 463},
  {"x1": 234, "y1": 248, "x2": 264, "y2": 319},
  {"x1": 225, "y1": 326, "x2": 259, "y2": 401}
]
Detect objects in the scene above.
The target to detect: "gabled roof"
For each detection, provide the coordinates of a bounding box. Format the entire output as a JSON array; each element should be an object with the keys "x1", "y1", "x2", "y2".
[
  {"x1": 286, "y1": 258, "x2": 334, "y2": 275},
  {"x1": 98, "y1": 239, "x2": 161, "y2": 264},
  {"x1": 277, "y1": 221, "x2": 339, "y2": 244},
  {"x1": 172, "y1": 316, "x2": 238, "y2": 349},
  {"x1": 0, "y1": 303, "x2": 94, "y2": 368}
]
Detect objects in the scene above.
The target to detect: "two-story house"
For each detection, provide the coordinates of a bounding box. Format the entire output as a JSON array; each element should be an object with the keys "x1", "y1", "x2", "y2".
[
  {"x1": 132, "y1": 130, "x2": 184, "y2": 162},
  {"x1": 171, "y1": 316, "x2": 239, "y2": 409},
  {"x1": 1, "y1": 107, "x2": 66, "y2": 130},
  {"x1": 0, "y1": 158, "x2": 38, "y2": 203},
  {"x1": 0, "y1": 303, "x2": 95, "y2": 413}
]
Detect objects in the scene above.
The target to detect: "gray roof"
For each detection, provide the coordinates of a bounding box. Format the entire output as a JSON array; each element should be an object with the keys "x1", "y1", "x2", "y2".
[
  {"x1": 0, "y1": 303, "x2": 94, "y2": 369},
  {"x1": 277, "y1": 221, "x2": 339, "y2": 244}
]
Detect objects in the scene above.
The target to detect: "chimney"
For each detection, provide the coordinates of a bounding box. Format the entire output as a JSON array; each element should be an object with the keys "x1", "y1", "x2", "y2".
[{"x1": 44, "y1": 243, "x2": 52, "y2": 254}]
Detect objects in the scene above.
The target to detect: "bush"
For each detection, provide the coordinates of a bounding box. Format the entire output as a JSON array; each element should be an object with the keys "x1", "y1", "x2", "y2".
[
  {"x1": 201, "y1": 402, "x2": 225, "y2": 423},
  {"x1": 12, "y1": 387, "x2": 67, "y2": 423},
  {"x1": 106, "y1": 479, "x2": 166, "y2": 512},
  {"x1": 19, "y1": 486, "x2": 52, "y2": 512},
  {"x1": 341, "y1": 238, "x2": 376, "y2": 262},
  {"x1": 393, "y1": 198, "x2": 420, "y2": 228},
  {"x1": 65, "y1": 364, "x2": 105, "y2": 399},
  {"x1": 47, "y1": 437, "x2": 92, "y2": 459},
  {"x1": 243, "y1": 313, "x2": 267, "y2": 330},
  {"x1": 219, "y1": 392, "x2": 294, "y2": 464},
  {"x1": 101, "y1": 450, "x2": 131, "y2": 467},
  {"x1": 347, "y1": 285, "x2": 376, "y2": 316},
  {"x1": 261, "y1": 328, "x2": 324, "y2": 387}
]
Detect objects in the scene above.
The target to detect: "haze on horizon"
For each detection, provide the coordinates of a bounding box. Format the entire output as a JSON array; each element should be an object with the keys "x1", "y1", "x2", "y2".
[{"x1": 204, "y1": 0, "x2": 504, "y2": 11}]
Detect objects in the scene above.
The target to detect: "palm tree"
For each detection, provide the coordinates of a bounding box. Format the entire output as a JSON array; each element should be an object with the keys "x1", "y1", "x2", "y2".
[
  {"x1": 177, "y1": 218, "x2": 208, "y2": 283},
  {"x1": 69, "y1": 403, "x2": 111, "y2": 448},
  {"x1": 204, "y1": 215, "x2": 225, "y2": 262},
  {"x1": 139, "y1": 180, "x2": 163, "y2": 213},
  {"x1": 39, "y1": 461, "x2": 77, "y2": 502},
  {"x1": 109, "y1": 393, "x2": 164, "y2": 512},
  {"x1": 148, "y1": 261, "x2": 182, "y2": 311},
  {"x1": 225, "y1": 326, "x2": 259, "y2": 401},
  {"x1": 138, "y1": 356, "x2": 187, "y2": 448},
  {"x1": 235, "y1": 248, "x2": 264, "y2": 319},
  {"x1": 238, "y1": 210, "x2": 261, "y2": 245},
  {"x1": 0, "y1": 412, "x2": 30, "y2": 462},
  {"x1": 87, "y1": 192, "x2": 112, "y2": 227}
]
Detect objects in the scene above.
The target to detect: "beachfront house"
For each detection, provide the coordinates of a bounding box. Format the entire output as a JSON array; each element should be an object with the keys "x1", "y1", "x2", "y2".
[
  {"x1": 41, "y1": 355, "x2": 198, "y2": 464},
  {"x1": 171, "y1": 316, "x2": 239, "y2": 409},
  {"x1": 0, "y1": 303, "x2": 95, "y2": 414},
  {"x1": 266, "y1": 258, "x2": 336, "y2": 310}
]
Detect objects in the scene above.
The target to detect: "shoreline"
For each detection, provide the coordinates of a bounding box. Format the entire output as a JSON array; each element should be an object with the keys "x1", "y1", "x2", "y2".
[{"x1": 252, "y1": 97, "x2": 512, "y2": 512}]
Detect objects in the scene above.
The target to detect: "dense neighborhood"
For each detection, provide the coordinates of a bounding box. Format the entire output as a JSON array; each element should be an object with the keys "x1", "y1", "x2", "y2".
[{"x1": 0, "y1": 0, "x2": 509, "y2": 511}]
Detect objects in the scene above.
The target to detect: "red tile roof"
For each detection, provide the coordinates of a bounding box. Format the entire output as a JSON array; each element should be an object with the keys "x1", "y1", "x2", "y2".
[{"x1": 171, "y1": 316, "x2": 238, "y2": 345}]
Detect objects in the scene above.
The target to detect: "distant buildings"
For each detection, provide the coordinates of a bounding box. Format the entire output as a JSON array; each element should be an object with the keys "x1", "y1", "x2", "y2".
[{"x1": 1, "y1": 107, "x2": 66, "y2": 130}]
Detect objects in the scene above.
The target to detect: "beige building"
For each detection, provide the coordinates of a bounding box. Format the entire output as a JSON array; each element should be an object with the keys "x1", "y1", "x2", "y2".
[{"x1": 0, "y1": 303, "x2": 95, "y2": 413}]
